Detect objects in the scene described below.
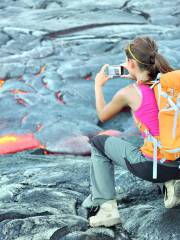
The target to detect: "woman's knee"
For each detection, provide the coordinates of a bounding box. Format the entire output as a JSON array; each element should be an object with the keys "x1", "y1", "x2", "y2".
[{"x1": 90, "y1": 134, "x2": 110, "y2": 154}]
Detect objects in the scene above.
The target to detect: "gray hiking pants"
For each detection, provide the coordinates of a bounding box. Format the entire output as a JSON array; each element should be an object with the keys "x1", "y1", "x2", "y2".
[{"x1": 90, "y1": 135, "x2": 180, "y2": 205}]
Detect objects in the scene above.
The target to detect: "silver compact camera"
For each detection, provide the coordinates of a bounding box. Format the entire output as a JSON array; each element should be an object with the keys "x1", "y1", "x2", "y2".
[{"x1": 104, "y1": 65, "x2": 128, "y2": 78}]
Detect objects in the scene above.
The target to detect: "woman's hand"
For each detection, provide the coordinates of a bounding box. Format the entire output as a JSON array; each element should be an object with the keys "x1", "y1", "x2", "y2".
[{"x1": 95, "y1": 64, "x2": 111, "y2": 87}]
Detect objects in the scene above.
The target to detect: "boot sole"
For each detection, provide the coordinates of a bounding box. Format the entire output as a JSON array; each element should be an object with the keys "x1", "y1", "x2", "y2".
[{"x1": 90, "y1": 217, "x2": 121, "y2": 227}]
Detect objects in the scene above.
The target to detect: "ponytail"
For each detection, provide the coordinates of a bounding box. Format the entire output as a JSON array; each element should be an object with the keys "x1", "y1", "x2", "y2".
[{"x1": 155, "y1": 53, "x2": 174, "y2": 74}]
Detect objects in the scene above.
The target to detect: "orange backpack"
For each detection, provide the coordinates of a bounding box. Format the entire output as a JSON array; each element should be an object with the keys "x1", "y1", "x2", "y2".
[{"x1": 132, "y1": 70, "x2": 180, "y2": 179}]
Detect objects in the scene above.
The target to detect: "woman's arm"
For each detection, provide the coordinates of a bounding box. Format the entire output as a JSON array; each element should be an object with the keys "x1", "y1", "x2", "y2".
[
  {"x1": 95, "y1": 64, "x2": 129, "y2": 123},
  {"x1": 95, "y1": 84, "x2": 128, "y2": 122}
]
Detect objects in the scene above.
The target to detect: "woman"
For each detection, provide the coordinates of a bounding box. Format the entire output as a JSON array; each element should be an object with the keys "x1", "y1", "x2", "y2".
[{"x1": 82, "y1": 36, "x2": 180, "y2": 228}]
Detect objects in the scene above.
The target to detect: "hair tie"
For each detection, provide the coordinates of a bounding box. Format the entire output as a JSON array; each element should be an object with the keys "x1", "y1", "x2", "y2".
[{"x1": 128, "y1": 44, "x2": 152, "y2": 66}]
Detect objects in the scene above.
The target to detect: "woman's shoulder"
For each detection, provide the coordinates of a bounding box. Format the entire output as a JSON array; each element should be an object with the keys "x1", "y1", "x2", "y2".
[
  {"x1": 123, "y1": 83, "x2": 141, "y2": 94},
  {"x1": 120, "y1": 82, "x2": 151, "y2": 96},
  {"x1": 122, "y1": 83, "x2": 136, "y2": 91},
  {"x1": 121, "y1": 83, "x2": 143, "y2": 111},
  {"x1": 120, "y1": 83, "x2": 138, "y2": 97}
]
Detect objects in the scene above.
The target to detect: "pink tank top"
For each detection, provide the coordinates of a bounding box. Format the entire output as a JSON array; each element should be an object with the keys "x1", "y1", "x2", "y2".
[{"x1": 132, "y1": 83, "x2": 159, "y2": 139}]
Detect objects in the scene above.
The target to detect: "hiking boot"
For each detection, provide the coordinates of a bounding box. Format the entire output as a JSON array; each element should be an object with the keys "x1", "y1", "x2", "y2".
[
  {"x1": 164, "y1": 179, "x2": 180, "y2": 208},
  {"x1": 89, "y1": 200, "x2": 121, "y2": 227}
]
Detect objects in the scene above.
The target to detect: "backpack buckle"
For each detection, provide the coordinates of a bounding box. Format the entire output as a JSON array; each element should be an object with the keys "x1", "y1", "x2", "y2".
[
  {"x1": 175, "y1": 153, "x2": 180, "y2": 159},
  {"x1": 160, "y1": 158, "x2": 166, "y2": 164},
  {"x1": 144, "y1": 129, "x2": 150, "y2": 136},
  {"x1": 168, "y1": 88, "x2": 174, "y2": 97}
]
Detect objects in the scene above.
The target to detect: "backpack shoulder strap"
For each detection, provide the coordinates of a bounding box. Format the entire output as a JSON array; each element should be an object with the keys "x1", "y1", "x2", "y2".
[{"x1": 148, "y1": 73, "x2": 161, "y2": 89}]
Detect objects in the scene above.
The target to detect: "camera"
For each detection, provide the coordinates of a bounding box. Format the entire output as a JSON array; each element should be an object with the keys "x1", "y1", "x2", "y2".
[{"x1": 104, "y1": 65, "x2": 128, "y2": 78}]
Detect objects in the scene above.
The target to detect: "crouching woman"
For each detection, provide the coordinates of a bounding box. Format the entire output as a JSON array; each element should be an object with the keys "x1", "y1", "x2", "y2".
[{"x1": 82, "y1": 36, "x2": 180, "y2": 228}]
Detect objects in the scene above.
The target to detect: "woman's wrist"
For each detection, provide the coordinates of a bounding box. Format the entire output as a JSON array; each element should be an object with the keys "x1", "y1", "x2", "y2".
[{"x1": 95, "y1": 81, "x2": 103, "y2": 88}]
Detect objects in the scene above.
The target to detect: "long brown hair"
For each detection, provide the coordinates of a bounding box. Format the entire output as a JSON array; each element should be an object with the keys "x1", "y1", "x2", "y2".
[{"x1": 124, "y1": 36, "x2": 174, "y2": 81}]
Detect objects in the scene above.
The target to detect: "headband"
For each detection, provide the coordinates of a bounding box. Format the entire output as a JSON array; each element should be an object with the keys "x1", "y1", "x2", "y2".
[{"x1": 128, "y1": 44, "x2": 152, "y2": 66}]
